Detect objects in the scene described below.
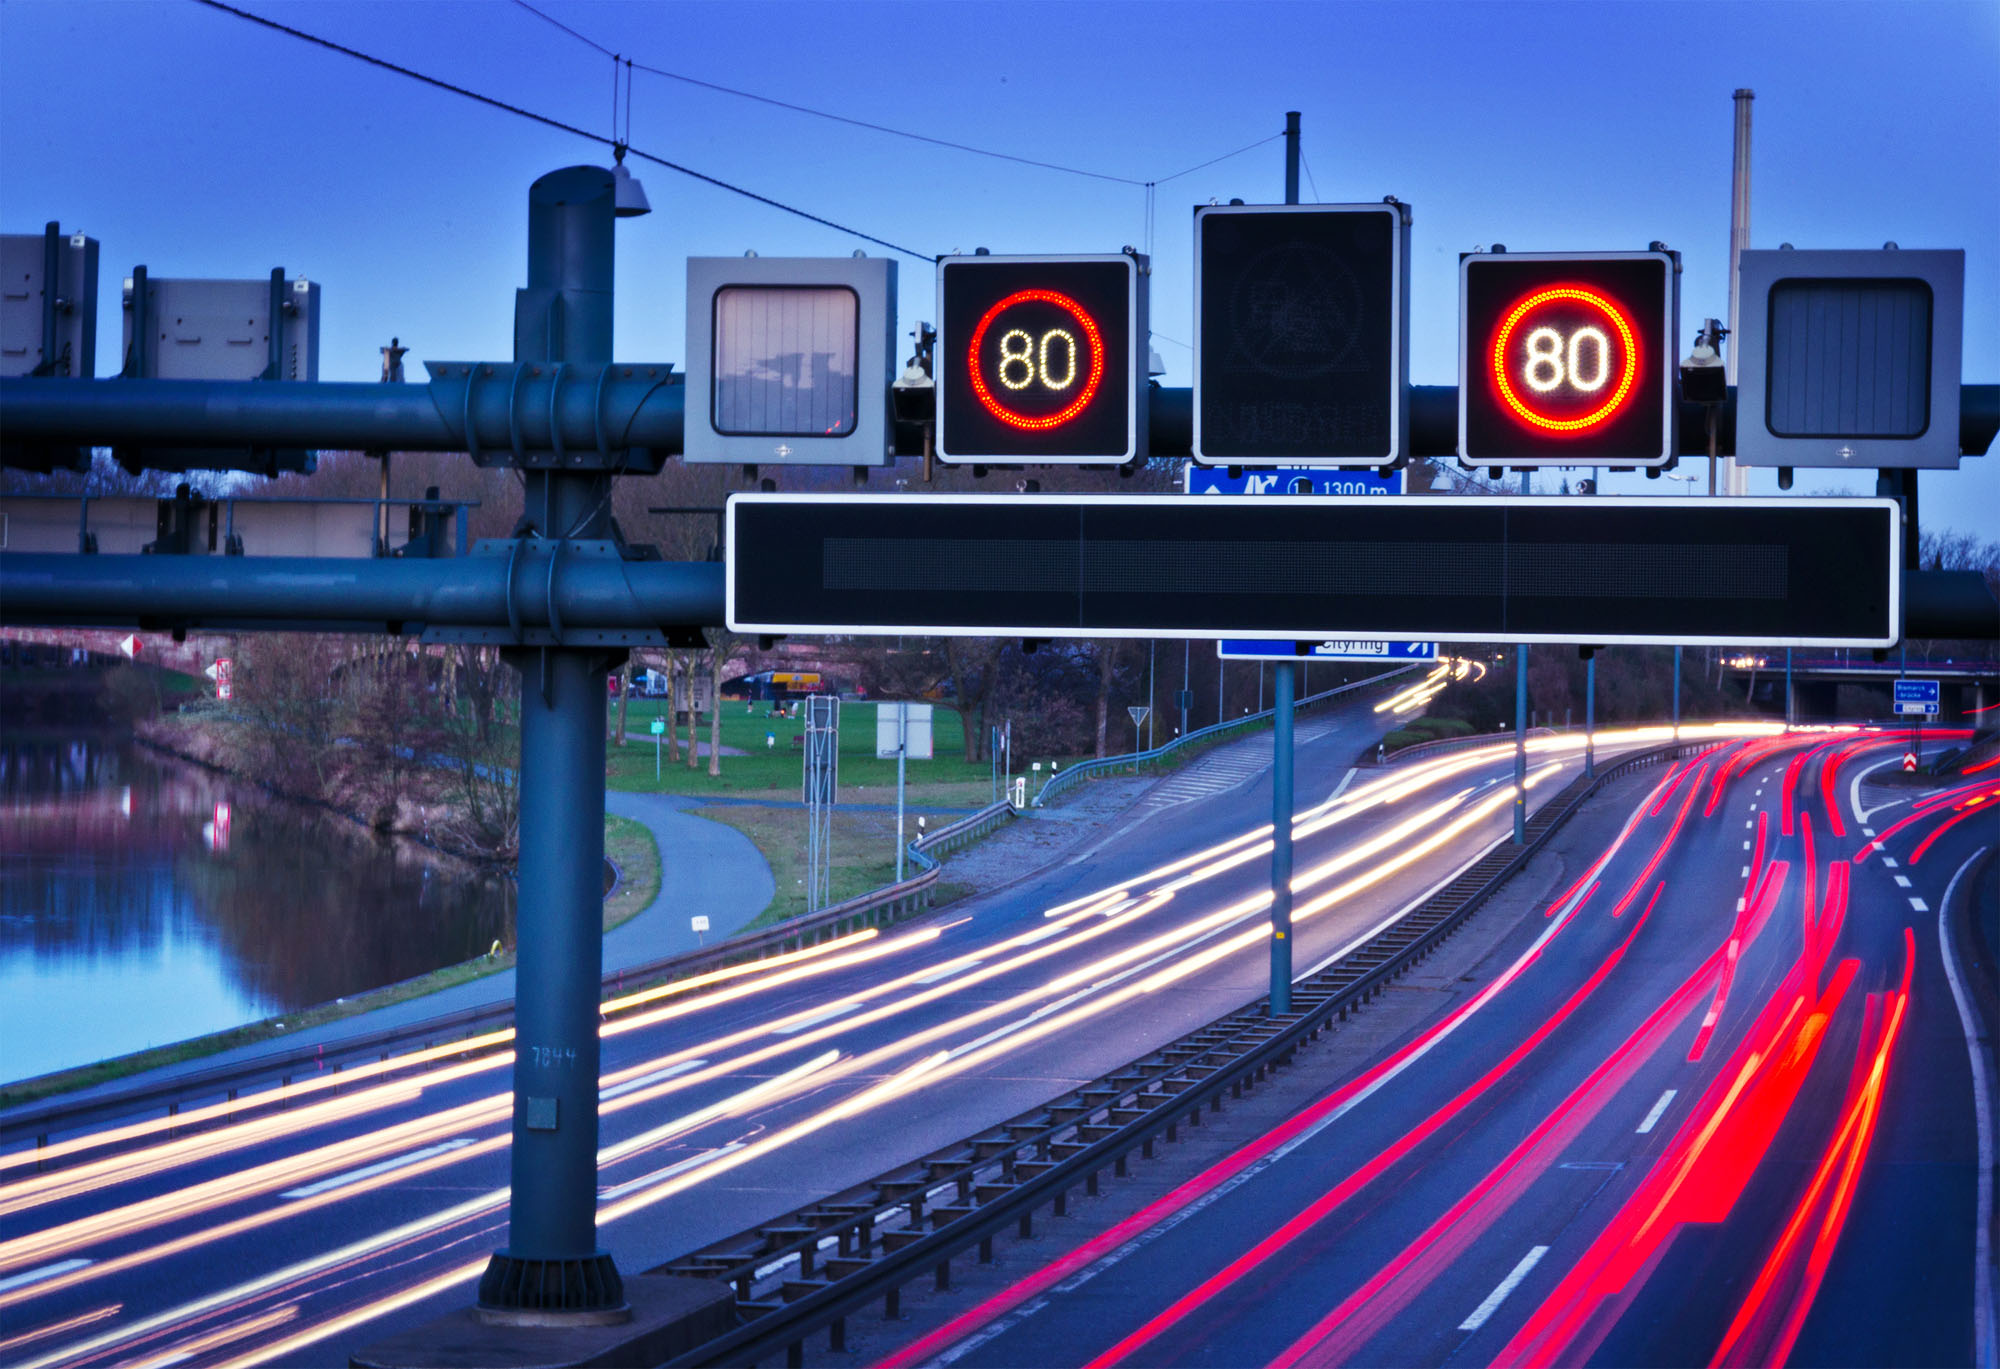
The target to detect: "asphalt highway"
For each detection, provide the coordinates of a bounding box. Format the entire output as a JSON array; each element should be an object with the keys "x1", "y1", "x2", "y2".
[
  {"x1": 0, "y1": 679, "x2": 1831, "y2": 1368},
  {"x1": 867, "y1": 730, "x2": 1998, "y2": 1369}
]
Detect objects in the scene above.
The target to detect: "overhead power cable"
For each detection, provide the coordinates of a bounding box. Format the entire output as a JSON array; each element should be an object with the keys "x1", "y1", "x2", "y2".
[
  {"x1": 516, "y1": 0, "x2": 1280, "y2": 193},
  {"x1": 189, "y1": 0, "x2": 937, "y2": 262},
  {"x1": 511, "y1": 0, "x2": 614, "y2": 57}
]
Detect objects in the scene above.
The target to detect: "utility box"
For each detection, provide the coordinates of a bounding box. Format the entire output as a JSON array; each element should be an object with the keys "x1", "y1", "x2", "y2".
[
  {"x1": 121, "y1": 270, "x2": 320, "y2": 381},
  {"x1": 0, "y1": 224, "x2": 98, "y2": 378},
  {"x1": 683, "y1": 255, "x2": 897, "y2": 466},
  {"x1": 1734, "y1": 247, "x2": 1963, "y2": 469}
]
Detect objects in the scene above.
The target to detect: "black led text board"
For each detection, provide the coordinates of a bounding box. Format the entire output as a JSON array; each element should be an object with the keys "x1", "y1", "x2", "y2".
[{"x1": 726, "y1": 495, "x2": 1899, "y2": 648}]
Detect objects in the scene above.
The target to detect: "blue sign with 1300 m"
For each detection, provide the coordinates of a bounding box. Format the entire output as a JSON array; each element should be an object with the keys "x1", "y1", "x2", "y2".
[{"x1": 1185, "y1": 463, "x2": 1437, "y2": 661}]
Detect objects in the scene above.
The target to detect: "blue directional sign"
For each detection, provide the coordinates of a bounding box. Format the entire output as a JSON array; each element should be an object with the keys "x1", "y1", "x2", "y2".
[
  {"x1": 1893, "y1": 678, "x2": 1940, "y2": 715},
  {"x1": 1186, "y1": 463, "x2": 1435, "y2": 661},
  {"x1": 1184, "y1": 465, "x2": 1401, "y2": 497},
  {"x1": 1220, "y1": 639, "x2": 1440, "y2": 663}
]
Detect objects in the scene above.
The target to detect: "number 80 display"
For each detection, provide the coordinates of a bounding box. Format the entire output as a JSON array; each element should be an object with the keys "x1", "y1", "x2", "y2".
[{"x1": 1458, "y1": 249, "x2": 1678, "y2": 468}]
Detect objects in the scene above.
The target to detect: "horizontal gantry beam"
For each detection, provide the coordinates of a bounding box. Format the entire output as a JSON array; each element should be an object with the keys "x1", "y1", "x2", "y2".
[
  {"x1": 0, "y1": 547, "x2": 724, "y2": 640},
  {"x1": 5, "y1": 375, "x2": 1994, "y2": 464}
]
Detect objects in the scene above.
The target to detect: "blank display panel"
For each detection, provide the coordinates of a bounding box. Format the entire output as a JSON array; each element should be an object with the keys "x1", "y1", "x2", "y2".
[
  {"x1": 729, "y1": 494, "x2": 1899, "y2": 647},
  {"x1": 711, "y1": 285, "x2": 858, "y2": 437},
  {"x1": 1765, "y1": 278, "x2": 1931, "y2": 438}
]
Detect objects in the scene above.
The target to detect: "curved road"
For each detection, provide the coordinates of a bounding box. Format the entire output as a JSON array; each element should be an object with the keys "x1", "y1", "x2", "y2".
[{"x1": 0, "y1": 687, "x2": 1810, "y2": 1369}]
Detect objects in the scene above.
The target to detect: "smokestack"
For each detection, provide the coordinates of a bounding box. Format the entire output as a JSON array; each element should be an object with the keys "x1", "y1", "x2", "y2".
[{"x1": 1726, "y1": 88, "x2": 1755, "y2": 494}]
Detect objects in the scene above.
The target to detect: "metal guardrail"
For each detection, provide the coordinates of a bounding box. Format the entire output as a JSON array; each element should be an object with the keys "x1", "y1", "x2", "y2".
[
  {"x1": 654, "y1": 738, "x2": 1715, "y2": 1368},
  {"x1": 0, "y1": 800, "x2": 1018, "y2": 1156},
  {"x1": 1032, "y1": 666, "x2": 1418, "y2": 808}
]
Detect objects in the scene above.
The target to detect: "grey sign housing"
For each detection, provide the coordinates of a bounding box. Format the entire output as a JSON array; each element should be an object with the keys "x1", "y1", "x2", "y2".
[{"x1": 1735, "y1": 247, "x2": 1964, "y2": 469}]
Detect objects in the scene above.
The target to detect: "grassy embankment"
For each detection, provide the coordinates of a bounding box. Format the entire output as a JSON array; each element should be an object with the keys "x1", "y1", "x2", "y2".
[{"x1": 606, "y1": 700, "x2": 1010, "y2": 926}]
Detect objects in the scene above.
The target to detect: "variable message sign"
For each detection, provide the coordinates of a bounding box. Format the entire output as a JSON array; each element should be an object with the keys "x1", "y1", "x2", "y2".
[
  {"x1": 1193, "y1": 203, "x2": 1410, "y2": 466},
  {"x1": 1735, "y1": 248, "x2": 1965, "y2": 469},
  {"x1": 727, "y1": 494, "x2": 1899, "y2": 648},
  {"x1": 1459, "y1": 249, "x2": 1678, "y2": 468},
  {"x1": 936, "y1": 254, "x2": 1147, "y2": 464}
]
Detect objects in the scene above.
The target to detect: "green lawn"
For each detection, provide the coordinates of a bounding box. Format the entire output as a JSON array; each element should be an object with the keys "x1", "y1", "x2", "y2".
[
  {"x1": 692, "y1": 800, "x2": 977, "y2": 930},
  {"x1": 605, "y1": 700, "x2": 1029, "y2": 802}
]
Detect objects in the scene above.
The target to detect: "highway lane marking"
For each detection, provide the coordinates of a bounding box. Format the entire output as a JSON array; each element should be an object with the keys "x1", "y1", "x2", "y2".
[
  {"x1": 1458, "y1": 1246, "x2": 1549, "y2": 1331},
  {"x1": 1013, "y1": 923, "x2": 1072, "y2": 947},
  {"x1": 279, "y1": 1139, "x2": 475, "y2": 1199},
  {"x1": 1894, "y1": 875, "x2": 1912, "y2": 888},
  {"x1": 907, "y1": 818, "x2": 1570, "y2": 1358},
  {"x1": 0, "y1": 1258, "x2": 90, "y2": 1294},
  {"x1": 1910, "y1": 898, "x2": 1930, "y2": 912},
  {"x1": 1863, "y1": 826, "x2": 1876, "y2": 837},
  {"x1": 914, "y1": 960, "x2": 986, "y2": 985},
  {"x1": 1740, "y1": 866, "x2": 1750, "y2": 879},
  {"x1": 1636, "y1": 1088, "x2": 1677, "y2": 1133},
  {"x1": 1938, "y1": 846, "x2": 1997, "y2": 1369},
  {"x1": 1850, "y1": 755, "x2": 1905, "y2": 824},
  {"x1": 600, "y1": 1059, "x2": 708, "y2": 1102},
  {"x1": 1745, "y1": 818, "x2": 1754, "y2": 829},
  {"x1": 1327, "y1": 766, "x2": 1359, "y2": 803},
  {"x1": 1882, "y1": 856, "x2": 1899, "y2": 868},
  {"x1": 1743, "y1": 840, "x2": 1751, "y2": 851},
  {"x1": 774, "y1": 1000, "x2": 863, "y2": 1034},
  {"x1": 599, "y1": 1142, "x2": 745, "y2": 1201}
]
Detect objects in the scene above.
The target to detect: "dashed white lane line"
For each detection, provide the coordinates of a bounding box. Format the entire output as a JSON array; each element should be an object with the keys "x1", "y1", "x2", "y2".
[
  {"x1": 1863, "y1": 826, "x2": 1877, "y2": 837},
  {"x1": 0, "y1": 1257, "x2": 91, "y2": 1294},
  {"x1": 1910, "y1": 897, "x2": 1930, "y2": 913},
  {"x1": 600, "y1": 1142, "x2": 745, "y2": 1201},
  {"x1": 1637, "y1": 1088, "x2": 1678, "y2": 1134},
  {"x1": 1895, "y1": 875, "x2": 1912, "y2": 888},
  {"x1": 775, "y1": 1000, "x2": 861, "y2": 1034},
  {"x1": 1882, "y1": 856, "x2": 1899, "y2": 868},
  {"x1": 914, "y1": 959, "x2": 985, "y2": 985},
  {"x1": 280, "y1": 1139, "x2": 474, "y2": 1199},
  {"x1": 1743, "y1": 840, "x2": 1752, "y2": 851},
  {"x1": 1745, "y1": 818, "x2": 1754, "y2": 829},
  {"x1": 1741, "y1": 866, "x2": 1750, "y2": 879},
  {"x1": 1459, "y1": 1246, "x2": 1550, "y2": 1331},
  {"x1": 600, "y1": 1059, "x2": 708, "y2": 1102}
]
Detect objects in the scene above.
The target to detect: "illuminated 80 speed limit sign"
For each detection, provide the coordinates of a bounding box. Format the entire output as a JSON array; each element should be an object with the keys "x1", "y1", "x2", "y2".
[
  {"x1": 1458, "y1": 249, "x2": 1678, "y2": 467},
  {"x1": 937, "y1": 253, "x2": 1147, "y2": 464}
]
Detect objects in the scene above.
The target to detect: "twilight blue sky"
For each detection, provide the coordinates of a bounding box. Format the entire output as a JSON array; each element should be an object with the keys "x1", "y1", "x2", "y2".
[{"x1": 3, "y1": 0, "x2": 1995, "y2": 531}]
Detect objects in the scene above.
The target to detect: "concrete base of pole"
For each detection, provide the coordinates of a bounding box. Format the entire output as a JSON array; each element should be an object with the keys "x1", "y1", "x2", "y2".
[{"x1": 353, "y1": 1274, "x2": 732, "y2": 1368}]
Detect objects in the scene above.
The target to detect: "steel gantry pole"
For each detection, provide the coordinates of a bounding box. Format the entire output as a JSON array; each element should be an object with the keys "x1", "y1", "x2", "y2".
[
  {"x1": 1584, "y1": 649, "x2": 1597, "y2": 779},
  {"x1": 479, "y1": 167, "x2": 630, "y2": 1323},
  {"x1": 1269, "y1": 660, "x2": 1294, "y2": 1015},
  {"x1": 1673, "y1": 645, "x2": 1683, "y2": 734},
  {"x1": 1268, "y1": 108, "x2": 1303, "y2": 1018},
  {"x1": 1514, "y1": 645, "x2": 1529, "y2": 844}
]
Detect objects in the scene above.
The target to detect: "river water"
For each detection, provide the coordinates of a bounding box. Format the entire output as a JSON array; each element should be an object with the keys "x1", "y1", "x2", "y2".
[{"x1": 0, "y1": 733, "x2": 513, "y2": 1086}]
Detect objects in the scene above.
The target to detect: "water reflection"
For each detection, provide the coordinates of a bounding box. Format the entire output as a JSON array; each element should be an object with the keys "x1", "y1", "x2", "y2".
[{"x1": 0, "y1": 733, "x2": 513, "y2": 1085}]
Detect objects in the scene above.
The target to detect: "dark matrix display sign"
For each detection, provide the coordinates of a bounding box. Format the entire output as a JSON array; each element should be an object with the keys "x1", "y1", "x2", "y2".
[{"x1": 1193, "y1": 203, "x2": 1410, "y2": 466}]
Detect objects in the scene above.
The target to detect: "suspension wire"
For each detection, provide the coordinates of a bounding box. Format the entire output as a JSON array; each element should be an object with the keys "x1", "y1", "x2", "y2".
[
  {"x1": 1152, "y1": 132, "x2": 1284, "y2": 185},
  {"x1": 1299, "y1": 148, "x2": 1323, "y2": 203},
  {"x1": 627, "y1": 57, "x2": 1148, "y2": 186},
  {"x1": 191, "y1": 0, "x2": 938, "y2": 261},
  {"x1": 513, "y1": 0, "x2": 613, "y2": 56}
]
